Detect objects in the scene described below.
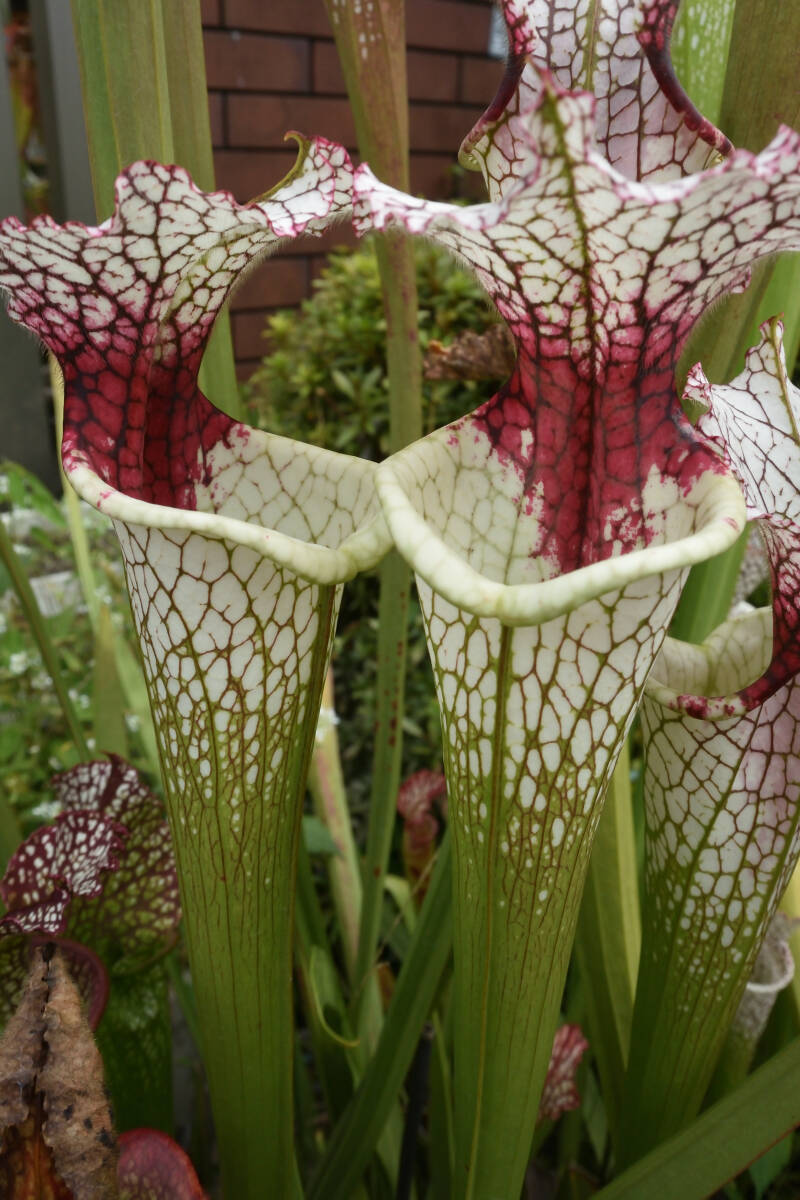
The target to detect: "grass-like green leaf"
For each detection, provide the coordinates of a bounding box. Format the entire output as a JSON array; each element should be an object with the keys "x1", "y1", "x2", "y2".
[
  {"x1": 309, "y1": 835, "x2": 452, "y2": 1200},
  {"x1": 598, "y1": 1039, "x2": 800, "y2": 1199},
  {"x1": 91, "y1": 604, "x2": 129, "y2": 760}
]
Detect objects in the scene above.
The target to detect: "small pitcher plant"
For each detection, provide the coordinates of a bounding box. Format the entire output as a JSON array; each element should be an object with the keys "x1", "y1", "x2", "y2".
[{"x1": 0, "y1": 0, "x2": 800, "y2": 1196}]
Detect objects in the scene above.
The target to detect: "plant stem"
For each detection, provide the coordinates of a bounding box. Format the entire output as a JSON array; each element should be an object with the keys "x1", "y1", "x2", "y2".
[{"x1": 323, "y1": 0, "x2": 424, "y2": 1048}]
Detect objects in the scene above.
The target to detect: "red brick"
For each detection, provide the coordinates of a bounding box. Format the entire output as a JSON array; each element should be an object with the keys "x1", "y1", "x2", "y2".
[
  {"x1": 224, "y1": 0, "x2": 331, "y2": 36},
  {"x1": 225, "y1": 0, "x2": 491, "y2": 50},
  {"x1": 309, "y1": 254, "x2": 329, "y2": 285},
  {"x1": 460, "y1": 54, "x2": 502, "y2": 104},
  {"x1": 406, "y1": 0, "x2": 492, "y2": 53},
  {"x1": 230, "y1": 256, "x2": 308, "y2": 311},
  {"x1": 409, "y1": 152, "x2": 487, "y2": 200},
  {"x1": 232, "y1": 310, "x2": 275, "y2": 359},
  {"x1": 409, "y1": 153, "x2": 457, "y2": 199},
  {"x1": 313, "y1": 40, "x2": 458, "y2": 102},
  {"x1": 213, "y1": 150, "x2": 300, "y2": 201},
  {"x1": 311, "y1": 41, "x2": 345, "y2": 94},
  {"x1": 236, "y1": 359, "x2": 262, "y2": 383},
  {"x1": 307, "y1": 226, "x2": 363, "y2": 274},
  {"x1": 208, "y1": 92, "x2": 224, "y2": 147},
  {"x1": 203, "y1": 30, "x2": 309, "y2": 91},
  {"x1": 410, "y1": 151, "x2": 460, "y2": 198},
  {"x1": 406, "y1": 50, "x2": 459, "y2": 102},
  {"x1": 228, "y1": 94, "x2": 355, "y2": 148},
  {"x1": 409, "y1": 103, "x2": 482, "y2": 152},
  {"x1": 201, "y1": 0, "x2": 220, "y2": 26}
]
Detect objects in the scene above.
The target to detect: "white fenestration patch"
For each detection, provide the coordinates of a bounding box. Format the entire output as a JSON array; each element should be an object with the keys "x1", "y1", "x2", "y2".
[
  {"x1": 422, "y1": 561, "x2": 684, "y2": 956},
  {"x1": 641, "y1": 603, "x2": 800, "y2": 1058},
  {"x1": 116, "y1": 518, "x2": 342, "y2": 971}
]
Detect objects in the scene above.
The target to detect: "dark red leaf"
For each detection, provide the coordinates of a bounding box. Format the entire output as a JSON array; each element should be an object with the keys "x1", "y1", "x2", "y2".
[{"x1": 117, "y1": 1129, "x2": 206, "y2": 1199}]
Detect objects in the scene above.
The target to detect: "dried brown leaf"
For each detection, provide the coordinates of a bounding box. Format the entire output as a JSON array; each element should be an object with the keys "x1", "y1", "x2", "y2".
[{"x1": 0, "y1": 948, "x2": 118, "y2": 1199}]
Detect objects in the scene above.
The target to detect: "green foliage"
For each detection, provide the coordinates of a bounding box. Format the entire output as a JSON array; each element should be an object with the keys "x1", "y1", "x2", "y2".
[
  {"x1": 246, "y1": 239, "x2": 499, "y2": 812},
  {"x1": 0, "y1": 462, "x2": 156, "y2": 822},
  {"x1": 94, "y1": 962, "x2": 174, "y2": 1134},
  {"x1": 245, "y1": 238, "x2": 495, "y2": 457}
]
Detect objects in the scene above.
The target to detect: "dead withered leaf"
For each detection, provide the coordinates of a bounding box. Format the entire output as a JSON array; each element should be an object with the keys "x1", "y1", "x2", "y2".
[
  {"x1": 0, "y1": 945, "x2": 118, "y2": 1199},
  {"x1": 423, "y1": 323, "x2": 515, "y2": 381}
]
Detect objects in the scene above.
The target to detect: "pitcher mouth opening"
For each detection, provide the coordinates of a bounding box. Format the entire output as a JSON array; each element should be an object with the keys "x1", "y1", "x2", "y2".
[
  {"x1": 376, "y1": 439, "x2": 746, "y2": 626},
  {"x1": 64, "y1": 433, "x2": 393, "y2": 588},
  {"x1": 646, "y1": 605, "x2": 774, "y2": 719}
]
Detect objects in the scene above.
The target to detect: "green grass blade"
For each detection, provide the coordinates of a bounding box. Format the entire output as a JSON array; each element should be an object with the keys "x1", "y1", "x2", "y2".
[
  {"x1": 308, "y1": 834, "x2": 453, "y2": 1200},
  {"x1": 597, "y1": 1040, "x2": 800, "y2": 1200},
  {"x1": 92, "y1": 602, "x2": 129, "y2": 759},
  {"x1": 70, "y1": 0, "x2": 174, "y2": 213}
]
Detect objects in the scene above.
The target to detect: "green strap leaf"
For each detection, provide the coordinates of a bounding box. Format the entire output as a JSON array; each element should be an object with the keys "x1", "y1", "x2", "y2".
[
  {"x1": 308, "y1": 946, "x2": 360, "y2": 1050},
  {"x1": 91, "y1": 603, "x2": 130, "y2": 760},
  {"x1": 70, "y1": 0, "x2": 174, "y2": 212},
  {"x1": 309, "y1": 835, "x2": 453, "y2": 1200},
  {"x1": 598, "y1": 1039, "x2": 800, "y2": 1200}
]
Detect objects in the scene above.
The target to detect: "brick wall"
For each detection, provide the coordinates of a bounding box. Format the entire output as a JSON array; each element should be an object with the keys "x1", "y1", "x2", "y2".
[{"x1": 201, "y1": 0, "x2": 499, "y2": 377}]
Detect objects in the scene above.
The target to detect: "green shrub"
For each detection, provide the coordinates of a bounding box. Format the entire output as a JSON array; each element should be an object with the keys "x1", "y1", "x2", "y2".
[{"x1": 244, "y1": 238, "x2": 500, "y2": 815}]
